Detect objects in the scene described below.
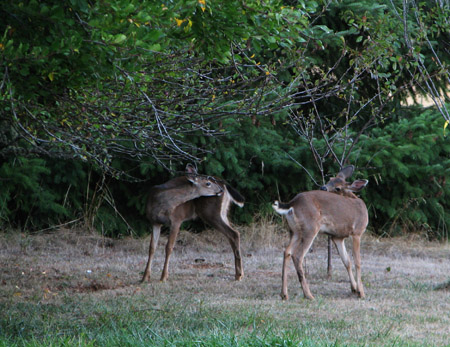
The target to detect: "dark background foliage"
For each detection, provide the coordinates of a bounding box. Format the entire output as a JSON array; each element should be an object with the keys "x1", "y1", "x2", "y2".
[{"x1": 1, "y1": 0, "x2": 449, "y2": 239}]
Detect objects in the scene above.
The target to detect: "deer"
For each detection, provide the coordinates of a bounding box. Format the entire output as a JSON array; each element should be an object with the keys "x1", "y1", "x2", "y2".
[
  {"x1": 273, "y1": 165, "x2": 368, "y2": 300},
  {"x1": 142, "y1": 164, "x2": 245, "y2": 283},
  {"x1": 322, "y1": 165, "x2": 366, "y2": 277}
]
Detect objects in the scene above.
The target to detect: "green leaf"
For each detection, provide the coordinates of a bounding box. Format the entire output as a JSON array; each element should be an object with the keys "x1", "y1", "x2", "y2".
[{"x1": 113, "y1": 34, "x2": 127, "y2": 44}]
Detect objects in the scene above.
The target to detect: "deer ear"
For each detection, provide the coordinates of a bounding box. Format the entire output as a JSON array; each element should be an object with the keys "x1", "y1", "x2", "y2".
[
  {"x1": 337, "y1": 165, "x2": 354, "y2": 179},
  {"x1": 185, "y1": 163, "x2": 197, "y2": 175},
  {"x1": 347, "y1": 179, "x2": 368, "y2": 192},
  {"x1": 185, "y1": 164, "x2": 199, "y2": 184}
]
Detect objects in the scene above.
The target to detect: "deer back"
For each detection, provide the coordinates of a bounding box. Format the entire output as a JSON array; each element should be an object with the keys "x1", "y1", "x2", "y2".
[
  {"x1": 146, "y1": 176, "x2": 222, "y2": 225},
  {"x1": 150, "y1": 178, "x2": 244, "y2": 227},
  {"x1": 288, "y1": 190, "x2": 368, "y2": 238}
]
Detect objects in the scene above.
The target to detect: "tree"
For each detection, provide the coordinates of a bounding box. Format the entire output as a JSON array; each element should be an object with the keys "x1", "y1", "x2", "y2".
[
  {"x1": 281, "y1": 0, "x2": 450, "y2": 180},
  {"x1": 2, "y1": 0, "x2": 449, "y2": 178},
  {"x1": 0, "y1": 0, "x2": 318, "y2": 176}
]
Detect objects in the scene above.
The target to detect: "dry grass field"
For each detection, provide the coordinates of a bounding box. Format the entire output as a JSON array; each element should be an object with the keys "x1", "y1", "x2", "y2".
[{"x1": 1, "y1": 224, "x2": 449, "y2": 346}]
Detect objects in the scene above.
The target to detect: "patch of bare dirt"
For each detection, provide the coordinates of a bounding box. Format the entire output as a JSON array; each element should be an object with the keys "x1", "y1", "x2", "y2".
[{"x1": 185, "y1": 262, "x2": 225, "y2": 269}]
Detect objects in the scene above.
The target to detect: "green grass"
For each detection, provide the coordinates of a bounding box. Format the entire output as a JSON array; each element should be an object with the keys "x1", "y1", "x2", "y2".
[
  {"x1": 0, "y1": 298, "x2": 306, "y2": 346},
  {"x1": 0, "y1": 293, "x2": 439, "y2": 347}
]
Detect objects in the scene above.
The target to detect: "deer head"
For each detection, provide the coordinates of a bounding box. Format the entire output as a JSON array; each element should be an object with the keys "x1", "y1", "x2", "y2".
[
  {"x1": 184, "y1": 164, "x2": 223, "y2": 197},
  {"x1": 320, "y1": 165, "x2": 368, "y2": 198}
]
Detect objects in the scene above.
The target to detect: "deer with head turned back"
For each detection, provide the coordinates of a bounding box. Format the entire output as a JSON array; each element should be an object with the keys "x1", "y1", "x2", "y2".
[
  {"x1": 322, "y1": 165, "x2": 369, "y2": 278},
  {"x1": 273, "y1": 165, "x2": 368, "y2": 300},
  {"x1": 142, "y1": 164, "x2": 245, "y2": 283}
]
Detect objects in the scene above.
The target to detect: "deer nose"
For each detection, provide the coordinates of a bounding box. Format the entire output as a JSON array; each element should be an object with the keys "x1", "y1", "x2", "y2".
[{"x1": 320, "y1": 186, "x2": 328, "y2": 191}]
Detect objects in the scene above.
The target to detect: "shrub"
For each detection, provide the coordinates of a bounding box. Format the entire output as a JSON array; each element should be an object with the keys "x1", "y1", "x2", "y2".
[{"x1": 356, "y1": 108, "x2": 449, "y2": 239}]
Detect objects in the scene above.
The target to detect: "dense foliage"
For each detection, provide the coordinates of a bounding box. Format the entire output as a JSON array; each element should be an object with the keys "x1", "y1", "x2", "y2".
[
  {"x1": 1, "y1": 107, "x2": 447, "y2": 239},
  {"x1": 1, "y1": 0, "x2": 449, "y2": 239},
  {"x1": 353, "y1": 109, "x2": 449, "y2": 238}
]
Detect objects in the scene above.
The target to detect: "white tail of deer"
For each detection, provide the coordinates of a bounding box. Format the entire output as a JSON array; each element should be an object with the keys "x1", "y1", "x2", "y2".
[
  {"x1": 142, "y1": 164, "x2": 244, "y2": 283},
  {"x1": 273, "y1": 166, "x2": 368, "y2": 300}
]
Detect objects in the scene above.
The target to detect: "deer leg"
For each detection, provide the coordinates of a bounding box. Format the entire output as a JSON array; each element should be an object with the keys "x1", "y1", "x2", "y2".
[
  {"x1": 210, "y1": 220, "x2": 243, "y2": 281},
  {"x1": 332, "y1": 237, "x2": 358, "y2": 294},
  {"x1": 352, "y1": 235, "x2": 365, "y2": 298},
  {"x1": 327, "y1": 235, "x2": 332, "y2": 279},
  {"x1": 142, "y1": 224, "x2": 162, "y2": 282},
  {"x1": 281, "y1": 231, "x2": 299, "y2": 300},
  {"x1": 160, "y1": 221, "x2": 182, "y2": 282},
  {"x1": 228, "y1": 235, "x2": 244, "y2": 281},
  {"x1": 292, "y1": 229, "x2": 318, "y2": 300}
]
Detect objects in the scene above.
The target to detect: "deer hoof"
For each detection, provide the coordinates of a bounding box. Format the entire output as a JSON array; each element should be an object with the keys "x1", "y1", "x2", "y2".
[
  {"x1": 280, "y1": 293, "x2": 289, "y2": 301},
  {"x1": 358, "y1": 290, "x2": 365, "y2": 299}
]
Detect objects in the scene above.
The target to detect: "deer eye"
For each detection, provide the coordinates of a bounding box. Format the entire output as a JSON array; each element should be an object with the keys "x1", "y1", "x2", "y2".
[
  {"x1": 206, "y1": 182, "x2": 211, "y2": 187},
  {"x1": 335, "y1": 187, "x2": 341, "y2": 192}
]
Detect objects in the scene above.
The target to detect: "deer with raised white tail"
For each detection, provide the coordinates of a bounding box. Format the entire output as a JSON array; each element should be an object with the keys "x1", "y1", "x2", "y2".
[
  {"x1": 142, "y1": 164, "x2": 245, "y2": 283},
  {"x1": 273, "y1": 166, "x2": 368, "y2": 300}
]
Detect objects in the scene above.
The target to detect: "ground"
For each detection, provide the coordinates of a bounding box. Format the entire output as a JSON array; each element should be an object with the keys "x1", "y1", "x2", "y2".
[{"x1": 0, "y1": 226, "x2": 449, "y2": 346}]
